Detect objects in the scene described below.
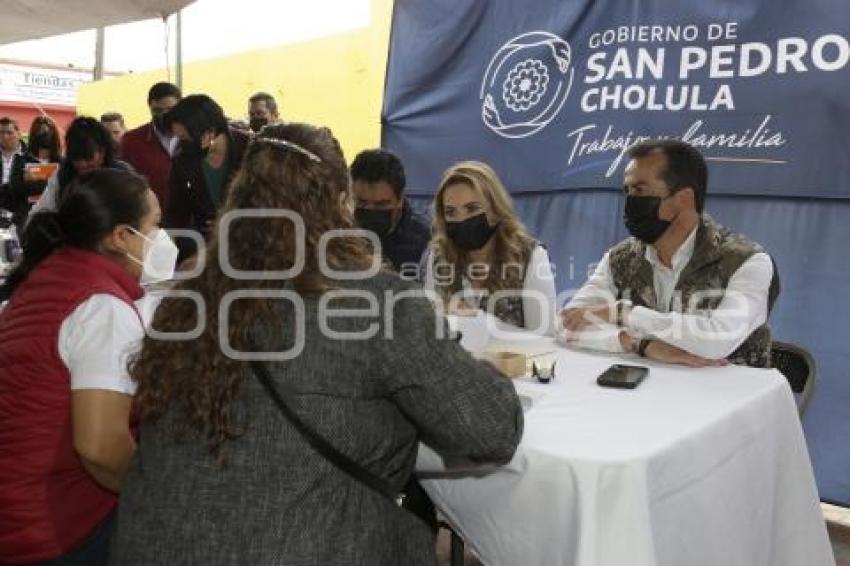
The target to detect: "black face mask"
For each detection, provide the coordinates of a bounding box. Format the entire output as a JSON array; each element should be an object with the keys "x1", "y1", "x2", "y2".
[
  {"x1": 445, "y1": 213, "x2": 497, "y2": 251},
  {"x1": 152, "y1": 114, "x2": 168, "y2": 134},
  {"x1": 355, "y1": 208, "x2": 396, "y2": 238},
  {"x1": 179, "y1": 139, "x2": 208, "y2": 159},
  {"x1": 623, "y1": 195, "x2": 671, "y2": 244},
  {"x1": 249, "y1": 117, "x2": 269, "y2": 133}
]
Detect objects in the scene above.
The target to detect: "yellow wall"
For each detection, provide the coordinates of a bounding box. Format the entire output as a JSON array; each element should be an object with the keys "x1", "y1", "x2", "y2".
[{"x1": 78, "y1": 0, "x2": 393, "y2": 162}]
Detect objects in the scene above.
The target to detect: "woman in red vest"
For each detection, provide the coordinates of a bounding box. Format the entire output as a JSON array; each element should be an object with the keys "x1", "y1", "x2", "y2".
[{"x1": 0, "y1": 168, "x2": 177, "y2": 565}]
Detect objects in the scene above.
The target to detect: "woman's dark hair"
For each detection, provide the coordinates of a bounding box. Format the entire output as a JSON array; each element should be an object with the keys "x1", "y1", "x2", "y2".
[
  {"x1": 57, "y1": 117, "x2": 117, "y2": 191},
  {"x1": 132, "y1": 122, "x2": 371, "y2": 460},
  {"x1": 163, "y1": 94, "x2": 229, "y2": 141},
  {"x1": 1, "y1": 169, "x2": 149, "y2": 300},
  {"x1": 64, "y1": 116, "x2": 114, "y2": 162},
  {"x1": 27, "y1": 116, "x2": 62, "y2": 162}
]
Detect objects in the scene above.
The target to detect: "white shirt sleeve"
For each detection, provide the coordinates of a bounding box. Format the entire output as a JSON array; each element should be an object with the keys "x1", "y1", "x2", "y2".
[
  {"x1": 626, "y1": 252, "x2": 774, "y2": 359},
  {"x1": 135, "y1": 288, "x2": 165, "y2": 328},
  {"x1": 422, "y1": 250, "x2": 436, "y2": 295},
  {"x1": 27, "y1": 171, "x2": 59, "y2": 223},
  {"x1": 521, "y1": 245, "x2": 558, "y2": 336},
  {"x1": 58, "y1": 294, "x2": 146, "y2": 395},
  {"x1": 564, "y1": 252, "x2": 619, "y2": 309},
  {"x1": 560, "y1": 252, "x2": 626, "y2": 353}
]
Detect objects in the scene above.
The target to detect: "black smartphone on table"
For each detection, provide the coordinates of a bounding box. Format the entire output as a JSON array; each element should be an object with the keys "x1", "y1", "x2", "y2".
[{"x1": 597, "y1": 364, "x2": 648, "y2": 389}]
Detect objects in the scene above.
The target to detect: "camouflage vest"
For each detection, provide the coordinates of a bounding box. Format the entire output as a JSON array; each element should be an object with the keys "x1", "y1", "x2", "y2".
[
  {"x1": 430, "y1": 238, "x2": 538, "y2": 329},
  {"x1": 608, "y1": 216, "x2": 780, "y2": 368}
]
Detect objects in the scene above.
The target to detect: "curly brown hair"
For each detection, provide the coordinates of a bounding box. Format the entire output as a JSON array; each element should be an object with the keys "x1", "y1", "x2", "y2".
[{"x1": 130, "y1": 123, "x2": 372, "y2": 459}]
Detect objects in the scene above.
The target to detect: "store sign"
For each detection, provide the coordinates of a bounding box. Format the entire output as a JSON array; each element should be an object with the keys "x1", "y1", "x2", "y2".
[{"x1": 0, "y1": 63, "x2": 90, "y2": 107}]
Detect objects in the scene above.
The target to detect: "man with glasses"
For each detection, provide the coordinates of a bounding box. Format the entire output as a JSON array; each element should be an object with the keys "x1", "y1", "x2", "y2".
[{"x1": 120, "y1": 82, "x2": 182, "y2": 206}]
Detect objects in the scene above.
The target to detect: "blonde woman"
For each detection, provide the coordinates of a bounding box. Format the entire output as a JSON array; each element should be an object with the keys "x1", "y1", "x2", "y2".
[{"x1": 422, "y1": 161, "x2": 557, "y2": 335}]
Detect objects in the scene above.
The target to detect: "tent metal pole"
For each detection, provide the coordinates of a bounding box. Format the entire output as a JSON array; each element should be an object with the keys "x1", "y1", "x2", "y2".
[
  {"x1": 93, "y1": 27, "x2": 105, "y2": 81},
  {"x1": 175, "y1": 10, "x2": 183, "y2": 89}
]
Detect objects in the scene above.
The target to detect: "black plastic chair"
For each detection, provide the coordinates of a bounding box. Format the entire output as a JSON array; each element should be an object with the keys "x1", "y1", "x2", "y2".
[
  {"x1": 771, "y1": 341, "x2": 816, "y2": 416},
  {"x1": 402, "y1": 480, "x2": 465, "y2": 565},
  {"x1": 438, "y1": 519, "x2": 465, "y2": 566}
]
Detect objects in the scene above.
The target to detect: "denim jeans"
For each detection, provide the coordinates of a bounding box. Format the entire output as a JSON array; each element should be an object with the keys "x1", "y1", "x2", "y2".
[{"x1": 38, "y1": 511, "x2": 115, "y2": 566}]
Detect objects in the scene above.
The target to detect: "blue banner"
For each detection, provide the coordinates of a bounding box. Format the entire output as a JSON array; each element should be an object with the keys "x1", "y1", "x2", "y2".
[
  {"x1": 384, "y1": 0, "x2": 850, "y2": 505},
  {"x1": 383, "y1": 0, "x2": 850, "y2": 198}
]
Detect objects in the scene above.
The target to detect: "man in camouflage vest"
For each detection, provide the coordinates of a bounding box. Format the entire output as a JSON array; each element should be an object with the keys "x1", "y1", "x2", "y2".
[{"x1": 561, "y1": 140, "x2": 779, "y2": 368}]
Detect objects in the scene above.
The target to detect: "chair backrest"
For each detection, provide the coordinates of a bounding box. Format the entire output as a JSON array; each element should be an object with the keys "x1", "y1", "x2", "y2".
[{"x1": 771, "y1": 341, "x2": 816, "y2": 415}]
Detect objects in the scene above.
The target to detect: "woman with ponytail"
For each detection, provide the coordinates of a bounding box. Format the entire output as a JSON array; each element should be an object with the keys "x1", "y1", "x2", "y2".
[{"x1": 0, "y1": 168, "x2": 178, "y2": 565}]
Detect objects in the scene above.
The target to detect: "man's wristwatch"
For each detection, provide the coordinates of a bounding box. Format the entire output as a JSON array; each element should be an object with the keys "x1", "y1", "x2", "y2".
[
  {"x1": 637, "y1": 338, "x2": 653, "y2": 357},
  {"x1": 616, "y1": 299, "x2": 632, "y2": 327}
]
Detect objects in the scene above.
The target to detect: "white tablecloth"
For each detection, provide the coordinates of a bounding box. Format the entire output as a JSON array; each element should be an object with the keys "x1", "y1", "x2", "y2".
[{"x1": 417, "y1": 314, "x2": 834, "y2": 566}]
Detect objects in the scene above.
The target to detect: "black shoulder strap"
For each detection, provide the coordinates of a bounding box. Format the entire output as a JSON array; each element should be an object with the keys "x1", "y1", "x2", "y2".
[{"x1": 250, "y1": 360, "x2": 397, "y2": 502}]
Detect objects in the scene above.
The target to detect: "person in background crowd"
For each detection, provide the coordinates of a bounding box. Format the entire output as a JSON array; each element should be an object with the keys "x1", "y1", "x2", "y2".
[
  {"x1": 0, "y1": 116, "x2": 64, "y2": 232},
  {"x1": 164, "y1": 94, "x2": 251, "y2": 261},
  {"x1": 0, "y1": 117, "x2": 32, "y2": 232},
  {"x1": 228, "y1": 118, "x2": 251, "y2": 132},
  {"x1": 29, "y1": 117, "x2": 134, "y2": 218},
  {"x1": 0, "y1": 169, "x2": 178, "y2": 565},
  {"x1": 0, "y1": 118, "x2": 25, "y2": 277},
  {"x1": 110, "y1": 123, "x2": 522, "y2": 565},
  {"x1": 27, "y1": 115, "x2": 63, "y2": 163},
  {"x1": 247, "y1": 91, "x2": 281, "y2": 132},
  {"x1": 0, "y1": 117, "x2": 23, "y2": 187},
  {"x1": 422, "y1": 161, "x2": 558, "y2": 335},
  {"x1": 350, "y1": 148, "x2": 430, "y2": 275},
  {"x1": 120, "y1": 82, "x2": 182, "y2": 207},
  {"x1": 561, "y1": 139, "x2": 779, "y2": 367},
  {"x1": 101, "y1": 112, "x2": 127, "y2": 148}
]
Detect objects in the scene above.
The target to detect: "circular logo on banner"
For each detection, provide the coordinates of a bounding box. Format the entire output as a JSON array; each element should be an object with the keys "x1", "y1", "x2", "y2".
[{"x1": 480, "y1": 31, "x2": 574, "y2": 139}]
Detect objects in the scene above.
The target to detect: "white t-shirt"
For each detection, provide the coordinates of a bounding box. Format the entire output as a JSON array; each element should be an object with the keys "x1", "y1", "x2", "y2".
[
  {"x1": 424, "y1": 244, "x2": 558, "y2": 336},
  {"x1": 27, "y1": 171, "x2": 59, "y2": 220},
  {"x1": 1, "y1": 150, "x2": 20, "y2": 185},
  {"x1": 58, "y1": 293, "x2": 149, "y2": 394},
  {"x1": 564, "y1": 227, "x2": 774, "y2": 359}
]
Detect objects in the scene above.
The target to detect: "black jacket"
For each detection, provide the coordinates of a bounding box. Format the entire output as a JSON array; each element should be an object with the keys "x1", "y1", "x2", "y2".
[
  {"x1": 0, "y1": 153, "x2": 45, "y2": 233},
  {"x1": 165, "y1": 128, "x2": 251, "y2": 260},
  {"x1": 381, "y1": 200, "x2": 431, "y2": 274}
]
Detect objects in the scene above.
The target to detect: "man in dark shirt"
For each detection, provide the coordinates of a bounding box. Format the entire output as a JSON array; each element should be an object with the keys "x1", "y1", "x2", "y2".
[{"x1": 351, "y1": 149, "x2": 430, "y2": 277}]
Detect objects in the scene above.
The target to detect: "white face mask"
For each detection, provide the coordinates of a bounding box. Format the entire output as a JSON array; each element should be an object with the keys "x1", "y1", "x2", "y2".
[{"x1": 126, "y1": 227, "x2": 179, "y2": 284}]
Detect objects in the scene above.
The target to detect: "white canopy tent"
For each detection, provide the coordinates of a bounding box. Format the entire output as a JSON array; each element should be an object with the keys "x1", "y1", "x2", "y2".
[{"x1": 0, "y1": 0, "x2": 194, "y2": 45}]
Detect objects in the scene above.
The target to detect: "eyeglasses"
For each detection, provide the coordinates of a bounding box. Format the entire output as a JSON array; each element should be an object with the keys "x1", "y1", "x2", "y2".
[{"x1": 256, "y1": 137, "x2": 322, "y2": 163}]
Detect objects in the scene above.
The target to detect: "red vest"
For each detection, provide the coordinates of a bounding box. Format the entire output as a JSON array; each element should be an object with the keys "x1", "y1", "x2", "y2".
[{"x1": 0, "y1": 247, "x2": 143, "y2": 563}]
